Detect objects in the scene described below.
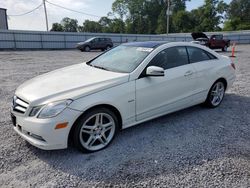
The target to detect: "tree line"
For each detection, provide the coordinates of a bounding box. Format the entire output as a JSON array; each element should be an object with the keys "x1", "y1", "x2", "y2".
[{"x1": 51, "y1": 0, "x2": 250, "y2": 34}]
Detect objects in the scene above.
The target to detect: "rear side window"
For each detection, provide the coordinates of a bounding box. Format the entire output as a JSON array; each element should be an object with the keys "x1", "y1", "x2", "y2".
[
  {"x1": 149, "y1": 46, "x2": 189, "y2": 70},
  {"x1": 206, "y1": 52, "x2": 217, "y2": 59},
  {"x1": 187, "y1": 47, "x2": 211, "y2": 63}
]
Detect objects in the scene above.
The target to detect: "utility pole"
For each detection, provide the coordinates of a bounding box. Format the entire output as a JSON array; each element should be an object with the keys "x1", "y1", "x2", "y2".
[
  {"x1": 43, "y1": 0, "x2": 49, "y2": 31},
  {"x1": 166, "y1": 0, "x2": 170, "y2": 35}
]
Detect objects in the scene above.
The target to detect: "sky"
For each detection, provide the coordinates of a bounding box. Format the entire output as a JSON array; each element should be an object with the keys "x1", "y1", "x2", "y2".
[{"x1": 1, "y1": 0, "x2": 232, "y2": 31}]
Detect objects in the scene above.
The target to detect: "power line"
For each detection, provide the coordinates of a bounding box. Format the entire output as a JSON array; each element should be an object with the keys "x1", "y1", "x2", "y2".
[
  {"x1": 7, "y1": 3, "x2": 43, "y2": 17},
  {"x1": 45, "y1": 0, "x2": 102, "y2": 18}
]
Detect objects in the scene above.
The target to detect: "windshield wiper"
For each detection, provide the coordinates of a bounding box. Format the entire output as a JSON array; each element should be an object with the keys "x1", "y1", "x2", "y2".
[{"x1": 90, "y1": 64, "x2": 109, "y2": 71}]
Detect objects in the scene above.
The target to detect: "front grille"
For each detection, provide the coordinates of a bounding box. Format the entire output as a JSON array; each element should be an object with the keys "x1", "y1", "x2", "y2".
[{"x1": 13, "y1": 96, "x2": 29, "y2": 114}]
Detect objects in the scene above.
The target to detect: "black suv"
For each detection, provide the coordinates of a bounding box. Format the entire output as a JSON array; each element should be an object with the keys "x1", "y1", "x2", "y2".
[{"x1": 76, "y1": 37, "x2": 113, "y2": 52}]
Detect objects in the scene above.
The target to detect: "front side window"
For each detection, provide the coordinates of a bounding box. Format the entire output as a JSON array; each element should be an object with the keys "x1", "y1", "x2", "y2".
[
  {"x1": 187, "y1": 47, "x2": 211, "y2": 63},
  {"x1": 215, "y1": 35, "x2": 223, "y2": 40},
  {"x1": 89, "y1": 45, "x2": 152, "y2": 73},
  {"x1": 148, "y1": 46, "x2": 189, "y2": 70}
]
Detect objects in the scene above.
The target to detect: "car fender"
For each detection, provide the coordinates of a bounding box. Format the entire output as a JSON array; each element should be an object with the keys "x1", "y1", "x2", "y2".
[{"x1": 69, "y1": 81, "x2": 136, "y2": 127}]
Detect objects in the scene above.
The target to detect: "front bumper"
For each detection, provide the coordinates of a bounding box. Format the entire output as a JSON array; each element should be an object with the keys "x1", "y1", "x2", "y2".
[
  {"x1": 11, "y1": 108, "x2": 81, "y2": 150},
  {"x1": 76, "y1": 44, "x2": 84, "y2": 50}
]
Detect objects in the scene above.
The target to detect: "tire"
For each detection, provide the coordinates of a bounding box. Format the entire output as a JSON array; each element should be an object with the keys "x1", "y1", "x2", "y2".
[
  {"x1": 73, "y1": 108, "x2": 118, "y2": 153},
  {"x1": 222, "y1": 46, "x2": 228, "y2": 52},
  {"x1": 204, "y1": 81, "x2": 226, "y2": 108},
  {"x1": 84, "y1": 46, "x2": 90, "y2": 52},
  {"x1": 106, "y1": 45, "x2": 111, "y2": 51}
]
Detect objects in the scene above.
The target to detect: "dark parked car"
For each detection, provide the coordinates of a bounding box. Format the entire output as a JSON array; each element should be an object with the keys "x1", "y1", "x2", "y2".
[
  {"x1": 191, "y1": 32, "x2": 230, "y2": 51},
  {"x1": 76, "y1": 37, "x2": 113, "y2": 52}
]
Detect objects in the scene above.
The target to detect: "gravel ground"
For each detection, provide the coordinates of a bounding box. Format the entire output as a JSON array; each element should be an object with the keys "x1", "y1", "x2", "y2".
[{"x1": 0, "y1": 46, "x2": 250, "y2": 188}]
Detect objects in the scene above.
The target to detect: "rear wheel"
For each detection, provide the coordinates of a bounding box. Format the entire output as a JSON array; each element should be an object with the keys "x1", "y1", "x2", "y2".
[
  {"x1": 73, "y1": 108, "x2": 118, "y2": 153},
  {"x1": 205, "y1": 81, "x2": 225, "y2": 108},
  {"x1": 106, "y1": 45, "x2": 111, "y2": 51},
  {"x1": 222, "y1": 46, "x2": 228, "y2": 52}
]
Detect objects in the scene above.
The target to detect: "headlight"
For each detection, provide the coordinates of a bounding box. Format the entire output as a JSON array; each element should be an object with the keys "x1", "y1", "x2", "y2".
[
  {"x1": 37, "y1": 99, "x2": 73, "y2": 119},
  {"x1": 29, "y1": 106, "x2": 43, "y2": 117}
]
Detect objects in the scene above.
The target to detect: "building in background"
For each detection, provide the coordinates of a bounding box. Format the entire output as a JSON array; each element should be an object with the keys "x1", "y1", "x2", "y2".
[{"x1": 0, "y1": 8, "x2": 8, "y2": 30}]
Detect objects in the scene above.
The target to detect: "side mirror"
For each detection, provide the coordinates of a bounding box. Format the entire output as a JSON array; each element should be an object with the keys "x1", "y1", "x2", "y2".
[{"x1": 146, "y1": 66, "x2": 165, "y2": 77}]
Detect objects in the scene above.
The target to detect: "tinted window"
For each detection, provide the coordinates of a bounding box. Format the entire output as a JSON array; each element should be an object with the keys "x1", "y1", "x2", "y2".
[
  {"x1": 187, "y1": 47, "x2": 210, "y2": 63},
  {"x1": 206, "y1": 51, "x2": 217, "y2": 60},
  {"x1": 149, "y1": 46, "x2": 189, "y2": 70},
  {"x1": 215, "y1": 35, "x2": 223, "y2": 40}
]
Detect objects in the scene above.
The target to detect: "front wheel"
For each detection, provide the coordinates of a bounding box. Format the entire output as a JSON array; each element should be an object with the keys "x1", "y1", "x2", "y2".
[
  {"x1": 73, "y1": 108, "x2": 118, "y2": 153},
  {"x1": 205, "y1": 81, "x2": 225, "y2": 108},
  {"x1": 84, "y1": 46, "x2": 90, "y2": 52}
]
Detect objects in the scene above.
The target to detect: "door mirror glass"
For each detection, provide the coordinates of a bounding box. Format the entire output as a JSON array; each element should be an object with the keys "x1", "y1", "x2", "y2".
[{"x1": 146, "y1": 66, "x2": 165, "y2": 77}]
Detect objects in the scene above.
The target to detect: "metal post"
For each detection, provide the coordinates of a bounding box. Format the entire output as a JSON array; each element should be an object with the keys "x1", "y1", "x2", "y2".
[
  {"x1": 166, "y1": 0, "x2": 170, "y2": 35},
  {"x1": 43, "y1": 0, "x2": 49, "y2": 31}
]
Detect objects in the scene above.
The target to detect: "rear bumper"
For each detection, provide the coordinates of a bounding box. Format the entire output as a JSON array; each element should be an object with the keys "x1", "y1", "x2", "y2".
[
  {"x1": 11, "y1": 108, "x2": 81, "y2": 150},
  {"x1": 227, "y1": 74, "x2": 236, "y2": 90}
]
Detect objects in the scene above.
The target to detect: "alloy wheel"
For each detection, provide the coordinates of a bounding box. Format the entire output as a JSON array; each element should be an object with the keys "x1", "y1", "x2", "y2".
[
  {"x1": 79, "y1": 113, "x2": 116, "y2": 151},
  {"x1": 209, "y1": 82, "x2": 225, "y2": 106}
]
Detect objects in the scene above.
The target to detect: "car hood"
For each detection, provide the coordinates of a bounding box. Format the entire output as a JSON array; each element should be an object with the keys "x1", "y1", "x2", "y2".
[
  {"x1": 191, "y1": 32, "x2": 208, "y2": 40},
  {"x1": 15, "y1": 63, "x2": 129, "y2": 106},
  {"x1": 77, "y1": 42, "x2": 87, "y2": 45}
]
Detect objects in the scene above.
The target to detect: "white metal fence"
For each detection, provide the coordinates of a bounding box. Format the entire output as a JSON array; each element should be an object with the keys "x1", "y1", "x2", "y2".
[{"x1": 0, "y1": 29, "x2": 250, "y2": 50}]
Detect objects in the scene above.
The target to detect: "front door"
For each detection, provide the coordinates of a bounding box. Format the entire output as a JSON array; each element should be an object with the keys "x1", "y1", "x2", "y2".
[{"x1": 135, "y1": 46, "x2": 197, "y2": 121}]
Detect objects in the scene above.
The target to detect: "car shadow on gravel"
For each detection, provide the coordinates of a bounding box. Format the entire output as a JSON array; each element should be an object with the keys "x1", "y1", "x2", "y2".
[{"x1": 28, "y1": 93, "x2": 250, "y2": 184}]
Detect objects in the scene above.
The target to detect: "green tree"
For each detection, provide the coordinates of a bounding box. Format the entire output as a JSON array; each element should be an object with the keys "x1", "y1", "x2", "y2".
[
  {"x1": 82, "y1": 20, "x2": 102, "y2": 33},
  {"x1": 172, "y1": 10, "x2": 194, "y2": 33},
  {"x1": 60, "y1": 17, "x2": 78, "y2": 32},
  {"x1": 156, "y1": 9, "x2": 167, "y2": 34},
  {"x1": 50, "y1": 23, "x2": 63, "y2": 32},
  {"x1": 99, "y1": 17, "x2": 112, "y2": 33},
  {"x1": 224, "y1": 0, "x2": 250, "y2": 30},
  {"x1": 111, "y1": 0, "x2": 190, "y2": 34},
  {"x1": 110, "y1": 18, "x2": 126, "y2": 33},
  {"x1": 189, "y1": 0, "x2": 227, "y2": 32},
  {"x1": 112, "y1": 0, "x2": 128, "y2": 19}
]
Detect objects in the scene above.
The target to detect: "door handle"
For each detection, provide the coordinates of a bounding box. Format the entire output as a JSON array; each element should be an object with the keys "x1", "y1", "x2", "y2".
[{"x1": 184, "y1": 70, "x2": 193, "y2": 76}]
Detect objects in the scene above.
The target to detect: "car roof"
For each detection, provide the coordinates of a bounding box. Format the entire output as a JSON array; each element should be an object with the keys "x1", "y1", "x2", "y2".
[{"x1": 122, "y1": 41, "x2": 168, "y2": 48}]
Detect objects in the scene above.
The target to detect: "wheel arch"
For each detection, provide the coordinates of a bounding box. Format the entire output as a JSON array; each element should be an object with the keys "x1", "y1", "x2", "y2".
[
  {"x1": 215, "y1": 77, "x2": 227, "y2": 90},
  {"x1": 68, "y1": 104, "x2": 123, "y2": 146},
  {"x1": 206, "y1": 77, "x2": 228, "y2": 98}
]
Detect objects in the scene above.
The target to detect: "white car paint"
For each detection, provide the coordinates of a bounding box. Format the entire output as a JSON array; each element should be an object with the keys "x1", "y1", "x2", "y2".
[{"x1": 11, "y1": 42, "x2": 236, "y2": 150}]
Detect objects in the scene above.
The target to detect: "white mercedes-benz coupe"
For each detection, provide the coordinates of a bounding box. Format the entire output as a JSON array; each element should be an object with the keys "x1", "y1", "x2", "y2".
[{"x1": 11, "y1": 42, "x2": 236, "y2": 153}]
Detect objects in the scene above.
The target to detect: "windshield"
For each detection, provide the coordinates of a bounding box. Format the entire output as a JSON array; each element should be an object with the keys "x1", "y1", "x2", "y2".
[
  {"x1": 85, "y1": 37, "x2": 95, "y2": 42},
  {"x1": 89, "y1": 45, "x2": 152, "y2": 73}
]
